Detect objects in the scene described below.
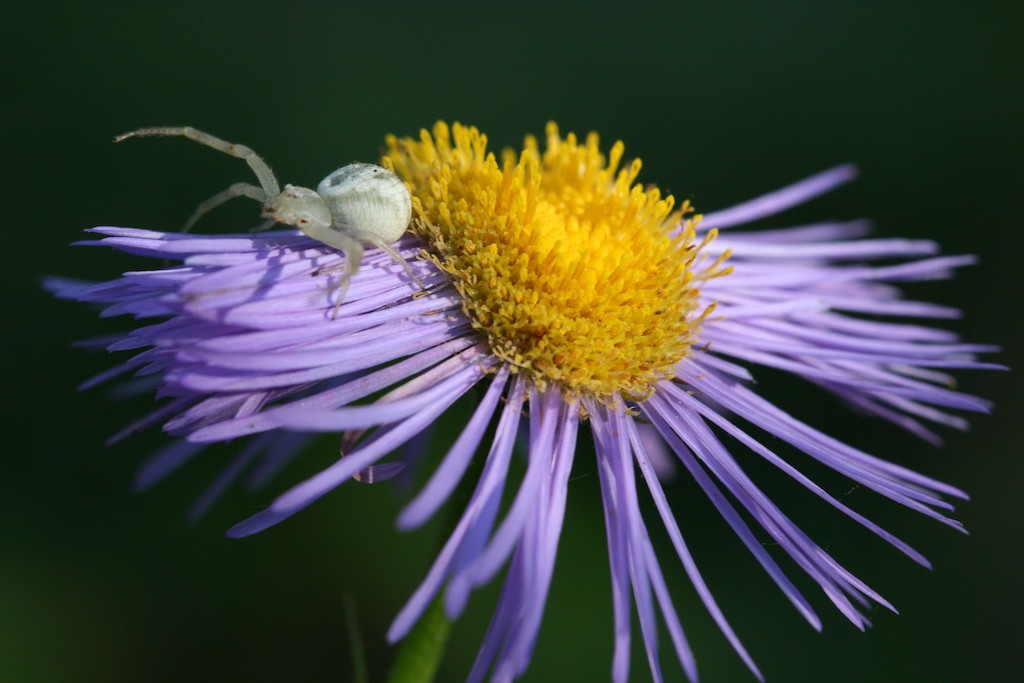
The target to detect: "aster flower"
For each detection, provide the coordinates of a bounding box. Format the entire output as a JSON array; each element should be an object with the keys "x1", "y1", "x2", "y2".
[{"x1": 49, "y1": 121, "x2": 997, "y2": 682}]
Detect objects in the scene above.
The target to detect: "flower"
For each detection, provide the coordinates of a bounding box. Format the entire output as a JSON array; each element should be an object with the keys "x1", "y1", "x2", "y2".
[{"x1": 49, "y1": 121, "x2": 998, "y2": 682}]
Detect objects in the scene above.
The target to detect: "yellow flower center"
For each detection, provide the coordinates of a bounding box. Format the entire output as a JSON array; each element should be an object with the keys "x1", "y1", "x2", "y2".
[{"x1": 384, "y1": 122, "x2": 727, "y2": 402}]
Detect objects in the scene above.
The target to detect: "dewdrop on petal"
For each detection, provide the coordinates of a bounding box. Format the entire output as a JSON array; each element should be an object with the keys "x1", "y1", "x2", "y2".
[{"x1": 114, "y1": 126, "x2": 418, "y2": 313}]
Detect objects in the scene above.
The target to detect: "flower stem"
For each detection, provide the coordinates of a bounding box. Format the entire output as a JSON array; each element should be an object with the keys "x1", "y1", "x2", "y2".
[
  {"x1": 343, "y1": 594, "x2": 370, "y2": 683},
  {"x1": 386, "y1": 397, "x2": 489, "y2": 683},
  {"x1": 386, "y1": 593, "x2": 452, "y2": 683}
]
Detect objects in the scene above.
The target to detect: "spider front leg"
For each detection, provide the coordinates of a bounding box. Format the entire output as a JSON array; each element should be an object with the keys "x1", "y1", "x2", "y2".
[
  {"x1": 115, "y1": 126, "x2": 281, "y2": 199},
  {"x1": 181, "y1": 182, "x2": 266, "y2": 233}
]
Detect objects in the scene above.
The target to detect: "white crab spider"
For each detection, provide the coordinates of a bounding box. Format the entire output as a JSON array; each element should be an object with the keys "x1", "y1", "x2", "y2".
[{"x1": 115, "y1": 126, "x2": 420, "y2": 313}]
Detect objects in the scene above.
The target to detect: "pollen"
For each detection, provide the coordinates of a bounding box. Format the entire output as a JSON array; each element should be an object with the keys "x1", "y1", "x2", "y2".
[{"x1": 384, "y1": 122, "x2": 727, "y2": 401}]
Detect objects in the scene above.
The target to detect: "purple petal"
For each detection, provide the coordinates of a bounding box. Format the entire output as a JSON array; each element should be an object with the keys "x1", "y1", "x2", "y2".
[
  {"x1": 701, "y1": 165, "x2": 858, "y2": 229},
  {"x1": 388, "y1": 375, "x2": 527, "y2": 643},
  {"x1": 226, "y1": 365, "x2": 484, "y2": 537},
  {"x1": 398, "y1": 365, "x2": 511, "y2": 529}
]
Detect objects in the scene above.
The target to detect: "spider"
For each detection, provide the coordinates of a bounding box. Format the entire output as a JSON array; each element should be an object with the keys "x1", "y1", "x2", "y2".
[{"x1": 116, "y1": 126, "x2": 421, "y2": 313}]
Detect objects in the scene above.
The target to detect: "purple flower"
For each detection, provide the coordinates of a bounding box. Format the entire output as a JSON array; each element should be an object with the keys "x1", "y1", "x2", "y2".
[{"x1": 49, "y1": 122, "x2": 998, "y2": 682}]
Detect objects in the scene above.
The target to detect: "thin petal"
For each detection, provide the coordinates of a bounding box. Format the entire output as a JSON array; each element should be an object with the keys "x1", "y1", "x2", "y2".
[{"x1": 700, "y1": 165, "x2": 858, "y2": 229}]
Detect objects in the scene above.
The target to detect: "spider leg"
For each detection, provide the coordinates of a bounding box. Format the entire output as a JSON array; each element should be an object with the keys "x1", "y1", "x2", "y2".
[
  {"x1": 115, "y1": 126, "x2": 281, "y2": 199},
  {"x1": 181, "y1": 182, "x2": 266, "y2": 233},
  {"x1": 307, "y1": 230, "x2": 364, "y2": 319},
  {"x1": 367, "y1": 236, "x2": 425, "y2": 290},
  {"x1": 248, "y1": 218, "x2": 278, "y2": 233}
]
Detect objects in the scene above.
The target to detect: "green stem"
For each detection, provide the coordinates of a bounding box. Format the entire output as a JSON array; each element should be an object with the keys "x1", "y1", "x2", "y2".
[
  {"x1": 386, "y1": 394, "x2": 488, "y2": 683},
  {"x1": 386, "y1": 594, "x2": 452, "y2": 683},
  {"x1": 343, "y1": 594, "x2": 369, "y2": 683}
]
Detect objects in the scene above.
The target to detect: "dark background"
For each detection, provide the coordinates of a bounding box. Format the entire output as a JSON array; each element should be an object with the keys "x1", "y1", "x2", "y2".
[{"x1": 2, "y1": 2, "x2": 1020, "y2": 681}]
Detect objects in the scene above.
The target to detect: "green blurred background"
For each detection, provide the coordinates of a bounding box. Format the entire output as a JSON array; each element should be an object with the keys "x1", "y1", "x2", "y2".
[{"x1": 2, "y1": 1, "x2": 1021, "y2": 681}]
